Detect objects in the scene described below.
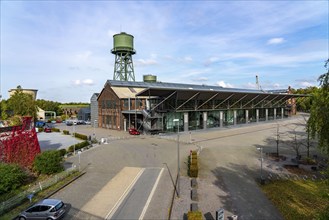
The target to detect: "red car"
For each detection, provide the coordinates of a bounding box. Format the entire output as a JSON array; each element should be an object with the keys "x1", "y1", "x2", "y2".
[
  {"x1": 44, "y1": 127, "x2": 52, "y2": 133},
  {"x1": 129, "y1": 128, "x2": 140, "y2": 135}
]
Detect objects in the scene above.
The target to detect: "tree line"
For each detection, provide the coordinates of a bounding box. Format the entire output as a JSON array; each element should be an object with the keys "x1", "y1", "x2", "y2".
[{"x1": 0, "y1": 86, "x2": 89, "y2": 125}]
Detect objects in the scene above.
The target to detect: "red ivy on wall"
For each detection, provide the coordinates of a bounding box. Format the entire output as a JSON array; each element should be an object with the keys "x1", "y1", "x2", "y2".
[{"x1": 0, "y1": 117, "x2": 41, "y2": 169}]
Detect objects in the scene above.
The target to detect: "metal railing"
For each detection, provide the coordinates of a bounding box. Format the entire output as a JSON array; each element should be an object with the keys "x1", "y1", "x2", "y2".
[{"x1": 0, "y1": 167, "x2": 77, "y2": 215}]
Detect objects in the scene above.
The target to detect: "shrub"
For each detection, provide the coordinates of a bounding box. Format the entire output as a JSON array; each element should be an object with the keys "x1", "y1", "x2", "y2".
[
  {"x1": 73, "y1": 133, "x2": 88, "y2": 140},
  {"x1": 58, "y1": 149, "x2": 67, "y2": 157},
  {"x1": 190, "y1": 165, "x2": 198, "y2": 177},
  {"x1": 67, "y1": 141, "x2": 89, "y2": 153},
  {"x1": 187, "y1": 211, "x2": 203, "y2": 220},
  {"x1": 33, "y1": 151, "x2": 64, "y2": 175},
  {"x1": 0, "y1": 163, "x2": 27, "y2": 194},
  {"x1": 51, "y1": 128, "x2": 60, "y2": 132},
  {"x1": 188, "y1": 151, "x2": 199, "y2": 177},
  {"x1": 63, "y1": 130, "x2": 70, "y2": 135},
  {"x1": 191, "y1": 160, "x2": 198, "y2": 167},
  {"x1": 38, "y1": 127, "x2": 44, "y2": 132}
]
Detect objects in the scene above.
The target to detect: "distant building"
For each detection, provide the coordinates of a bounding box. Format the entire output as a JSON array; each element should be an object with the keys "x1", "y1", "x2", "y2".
[
  {"x1": 90, "y1": 93, "x2": 99, "y2": 127},
  {"x1": 8, "y1": 87, "x2": 38, "y2": 100},
  {"x1": 78, "y1": 107, "x2": 91, "y2": 121}
]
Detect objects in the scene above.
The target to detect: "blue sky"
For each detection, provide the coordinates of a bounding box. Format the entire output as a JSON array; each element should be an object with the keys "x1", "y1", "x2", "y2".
[{"x1": 1, "y1": 1, "x2": 328, "y2": 103}]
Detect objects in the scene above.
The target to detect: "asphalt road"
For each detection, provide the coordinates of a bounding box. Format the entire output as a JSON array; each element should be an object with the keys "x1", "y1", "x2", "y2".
[
  {"x1": 49, "y1": 135, "x2": 186, "y2": 219},
  {"x1": 108, "y1": 168, "x2": 163, "y2": 220}
]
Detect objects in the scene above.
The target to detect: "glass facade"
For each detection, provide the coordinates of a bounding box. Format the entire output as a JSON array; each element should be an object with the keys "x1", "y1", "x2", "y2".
[{"x1": 207, "y1": 111, "x2": 220, "y2": 128}]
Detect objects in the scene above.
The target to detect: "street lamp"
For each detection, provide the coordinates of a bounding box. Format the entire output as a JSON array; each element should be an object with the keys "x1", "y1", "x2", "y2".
[
  {"x1": 73, "y1": 124, "x2": 76, "y2": 155},
  {"x1": 93, "y1": 119, "x2": 97, "y2": 140},
  {"x1": 257, "y1": 147, "x2": 264, "y2": 184},
  {"x1": 78, "y1": 151, "x2": 81, "y2": 172},
  {"x1": 173, "y1": 118, "x2": 180, "y2": 197}
]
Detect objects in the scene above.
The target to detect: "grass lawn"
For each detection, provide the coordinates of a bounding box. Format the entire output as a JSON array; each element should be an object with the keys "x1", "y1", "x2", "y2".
[{"x1": 261, "y1": 180, "x2": 329, "y2": 220}]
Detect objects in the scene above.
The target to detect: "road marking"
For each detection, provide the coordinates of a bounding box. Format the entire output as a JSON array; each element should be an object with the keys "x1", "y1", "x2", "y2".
[
  {"x1": 79, "y1": 167, "x2": 143, "y2": 218},
  {"x1": 105, "y1": 168, "x2": 145, "y2": 219},
  {"x1": 139, "y1": 168, "x2": 164, "y2": 220}
]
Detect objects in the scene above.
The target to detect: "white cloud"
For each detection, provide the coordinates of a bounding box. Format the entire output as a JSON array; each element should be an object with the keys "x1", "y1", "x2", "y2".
[
  {"x1": 73, "y1": 79, "x2": 94, "y2": 86},
  {"x1": 216, "y1": 80, "x2": 234, "y2": 88},
  {"x1": 267, "y1": 38, "x2": 285, "y2": 45},
  {"x1": 135, "y1": 58, "x2": 158, "y2": 66},
  {"x1": 298, "y1": 81, "x2": 315, "y2": 87}
]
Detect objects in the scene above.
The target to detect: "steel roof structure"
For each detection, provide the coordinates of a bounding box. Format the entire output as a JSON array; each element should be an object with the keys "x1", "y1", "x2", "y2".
[{"x1": 107, "y1": 80, "x2": 307, "y2": 112}]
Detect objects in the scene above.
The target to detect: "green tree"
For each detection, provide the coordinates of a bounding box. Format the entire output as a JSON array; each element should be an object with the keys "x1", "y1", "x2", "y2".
[
  {"x1": 293, "y1": 86, "x2": 318, "y2": 112},
  {"x1": 33, "y1": 151, "x2": 64, "y2": 175},
  {"x1": 35, "y1": 99, "x2": 63, "y2": 116},
  {"x1": 0, "y1": 99, "x2": 9, "y2": 120},
  {"x1": 308, "y1": 59, "x2": 329, "y2": 155},
  {"x1": 0, "y1": 163, "x2": 27, "y2": 194},
  {"x1": 6, "y1": 86, "x2": 37, "y2": 119}
]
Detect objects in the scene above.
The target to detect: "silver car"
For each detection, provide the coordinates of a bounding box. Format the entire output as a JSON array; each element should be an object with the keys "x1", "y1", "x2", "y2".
[{"x1": 18, "y1": 199, "x2": 66, "y2": 220}]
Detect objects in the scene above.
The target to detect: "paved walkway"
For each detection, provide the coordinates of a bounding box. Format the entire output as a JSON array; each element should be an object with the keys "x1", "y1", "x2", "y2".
[{"x1": 169, "y1": 116, "x2": 314, "y2": 220}]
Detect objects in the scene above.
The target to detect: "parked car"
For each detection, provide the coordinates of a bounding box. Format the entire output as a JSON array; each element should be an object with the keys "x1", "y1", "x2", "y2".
[
  {"x1": 44, "y1": 127, "x2": 52, "y2": 133},
  {"x1": 77, "y1": 120, "x2": 85, "y2": 125},
  {"x1": 66, "y1": 121, "x2": 73, "y2": 126},
  {"x1": 35, "y1": 121, "x2": 46, "y2": 128},
  {"x1": 129, "y1": 128, "x2": 140, "y2": 135},
  {"x1": 18, "y1": 199, "x2": 66, "y2": 220}
]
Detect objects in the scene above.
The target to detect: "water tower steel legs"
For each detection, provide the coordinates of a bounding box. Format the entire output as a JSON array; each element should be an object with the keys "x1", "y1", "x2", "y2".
[{"x1": 113, "y1": 52, "x2": 135, "y2": 81}]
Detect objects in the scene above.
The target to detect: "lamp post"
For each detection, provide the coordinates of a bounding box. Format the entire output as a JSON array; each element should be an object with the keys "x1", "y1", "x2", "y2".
[
  {"x1": 257, "y1": 147, "x2": 264, "y2": 184},
  {"x1": 93, "y1": 119, "x2": 97, "y2": 140},
  {"x1": 78, "y1": 151, "x2": 81, "y2": 172},
  {"x1": 173, "y1": 118, "x2": 180, "y2": 197},
  {"x1": 73, "y1": 124, "x2": 76, "y2": 155}
]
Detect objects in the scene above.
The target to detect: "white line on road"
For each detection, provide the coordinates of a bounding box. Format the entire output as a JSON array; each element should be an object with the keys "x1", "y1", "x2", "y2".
[
  {"x1": 139, "y1": 168, "x2": 164, "y2": 220},
  {"x1": 105, "y1": 168, "x2": 145, "y2": 219}
]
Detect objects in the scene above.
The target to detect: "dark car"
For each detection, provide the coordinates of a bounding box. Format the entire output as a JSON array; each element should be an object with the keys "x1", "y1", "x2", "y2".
[
  {"x1": 18, "y1": 199, "x2": 66, "y2": 220},
  {"x1": 129, "y1": 128, "x2": 140, "y2": 135}
]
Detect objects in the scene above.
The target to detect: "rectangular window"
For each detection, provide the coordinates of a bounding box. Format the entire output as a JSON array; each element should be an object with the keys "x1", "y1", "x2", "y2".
[
  {"x1": 123, "y1": 99, "x2": 128, "y2": 109},
  {"x1": 106, "y1": 100, "x2": 111, "y2": 109}
]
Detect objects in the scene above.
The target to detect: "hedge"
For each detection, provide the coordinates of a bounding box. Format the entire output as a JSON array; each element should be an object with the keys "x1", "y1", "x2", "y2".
[
  {"x1": 68, "y1": 141, "x2": 89, "y2": 153},
  {"x1": 58, "y1": 149, "x2": 67, "y2": 157},
  {"x1": 187, "y1": 211, "x2": 203, "y2": 220},
  {"x1": 188, "y1": 151, "x2": 199, "y2": 178},
  {"x1": 63, "y1": 130, "x2": 70, "y2": 135},
  {"x1": 51, "y1": 128, "x2": 60, "y2": 132},
  {"x1": 190, "y1": 165, "x2": 198, "y2": 177},
  {"x1": 73, "y1": 133, "x2": 88, "y2": 141}
]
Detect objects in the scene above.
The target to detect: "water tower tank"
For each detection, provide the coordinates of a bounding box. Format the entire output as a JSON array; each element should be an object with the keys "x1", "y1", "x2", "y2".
[
  {"x1": 112, "y1": 32, "x2": 135, "y2": 54},
  {"x1": 111, "y1": 32, "x2": 136, "y2": 81},
  {"x1": 143, "y1": 75, "x2": 157, "y2": 83}
]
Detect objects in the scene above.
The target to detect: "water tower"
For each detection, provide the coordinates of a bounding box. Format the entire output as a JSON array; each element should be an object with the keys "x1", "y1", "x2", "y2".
[{"x1": 111, "y1": 32, "x2": 136, "y2": 81}]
